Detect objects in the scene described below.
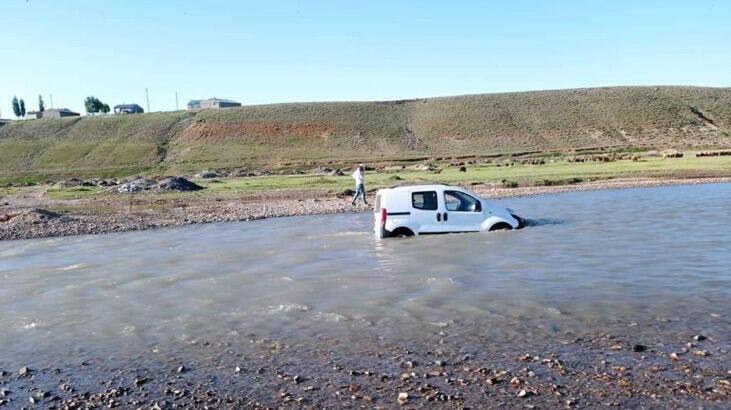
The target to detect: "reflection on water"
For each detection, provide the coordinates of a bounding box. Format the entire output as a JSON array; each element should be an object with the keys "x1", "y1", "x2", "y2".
[{"x1": 0, "y1": 183, "x2": 729, "y2": 365}]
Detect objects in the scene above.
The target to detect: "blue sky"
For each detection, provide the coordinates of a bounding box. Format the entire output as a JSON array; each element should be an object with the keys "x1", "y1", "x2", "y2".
[{"x1": 1, "y1": 0, "x2": 729, "y2": 116}]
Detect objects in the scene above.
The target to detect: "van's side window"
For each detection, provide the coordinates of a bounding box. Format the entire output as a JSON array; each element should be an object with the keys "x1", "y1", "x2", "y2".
[
  {"x1": 444, "y1": 190, "x2": 481, "y2": 212},
  {"x1": 412, "y1": 191, "x2": 438, "y2": 210}
]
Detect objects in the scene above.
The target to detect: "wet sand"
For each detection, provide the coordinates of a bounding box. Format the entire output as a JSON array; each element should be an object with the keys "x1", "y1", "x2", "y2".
[{"x1": 2, "y1": 176, "x2": 730, "y2": 241}]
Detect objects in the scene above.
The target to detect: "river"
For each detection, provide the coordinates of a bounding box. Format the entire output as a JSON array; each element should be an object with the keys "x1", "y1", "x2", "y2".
[{"x1": 0, "y1": 183, "x2": 729, "y2": 407}]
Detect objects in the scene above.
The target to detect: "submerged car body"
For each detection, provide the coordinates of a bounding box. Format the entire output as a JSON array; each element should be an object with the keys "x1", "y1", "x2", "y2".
[{"x1": 373, "y1": 184, "x2": 523, "y2": 238}]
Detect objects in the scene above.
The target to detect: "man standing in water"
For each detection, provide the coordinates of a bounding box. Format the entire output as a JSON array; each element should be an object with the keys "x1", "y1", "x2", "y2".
[{"x1": 351, "y1": 164, "x2": 368, "y2": 206}]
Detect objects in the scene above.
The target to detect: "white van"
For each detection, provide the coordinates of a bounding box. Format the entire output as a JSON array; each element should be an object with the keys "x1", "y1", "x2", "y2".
[{"x1": 373, "y1": 184, "x2": 524, "y2": 238}]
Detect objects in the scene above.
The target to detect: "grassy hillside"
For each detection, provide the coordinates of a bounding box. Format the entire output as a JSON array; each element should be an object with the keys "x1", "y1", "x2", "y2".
[{"x1": 1, "y1": 86, "x2": 730, "y2": 182}]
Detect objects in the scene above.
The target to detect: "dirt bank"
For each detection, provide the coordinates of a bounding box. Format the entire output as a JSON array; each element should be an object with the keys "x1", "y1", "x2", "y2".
[{"x1": 1, "y1": 177, "x2": 730, "y2": 241}]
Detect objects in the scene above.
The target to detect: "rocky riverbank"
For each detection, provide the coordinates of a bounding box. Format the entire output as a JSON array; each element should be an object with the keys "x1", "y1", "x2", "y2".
[
  {"x1": 0, "y1": 322, "x2": 728, "y2": 408},
  {"x1": 2, "y1": 176, "x2": 730, "y2": 241}
]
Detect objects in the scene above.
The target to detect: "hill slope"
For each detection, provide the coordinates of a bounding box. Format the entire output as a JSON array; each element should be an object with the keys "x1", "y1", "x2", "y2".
[{"x1": 1, "y1": 86, "x2": 730, "y2": 181}]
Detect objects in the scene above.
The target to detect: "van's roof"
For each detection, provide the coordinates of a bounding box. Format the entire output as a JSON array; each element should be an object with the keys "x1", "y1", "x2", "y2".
[{"x1": 379, "y1": 184, "x2": 448, "y2": 192}]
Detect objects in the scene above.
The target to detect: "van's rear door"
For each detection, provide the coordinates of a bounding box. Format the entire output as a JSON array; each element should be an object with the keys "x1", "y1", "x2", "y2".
[{"x1": 373, "y1": 192, "x2": 383, "y2": 235}]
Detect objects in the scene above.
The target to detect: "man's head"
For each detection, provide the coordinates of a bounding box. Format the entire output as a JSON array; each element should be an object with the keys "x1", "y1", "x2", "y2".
[{"x1": 358, "y1": 164, "x2": 364, "y2": 171}]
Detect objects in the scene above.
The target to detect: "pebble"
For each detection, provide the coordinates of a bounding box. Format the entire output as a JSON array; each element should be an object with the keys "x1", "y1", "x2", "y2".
[
  {"x1": 18, "y1": 366, "x2": 30, "y2": 377},
  {"x1": 693, "y1": 334, "x2": 707, "y2": 341},
  {"x1": 397, "y1": 392, "x2": 409, "y2": 405},
  {"x1": 632, "y1": 344, "x2": 648, "y2": 352}
]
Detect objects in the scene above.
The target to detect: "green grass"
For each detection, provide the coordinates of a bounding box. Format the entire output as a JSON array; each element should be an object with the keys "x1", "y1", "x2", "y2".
[
  {"x1": 44, "y1": 186, "x2": 104, "y2": 200},
  {"x1": 195, "y1": 155, "x2": 731, "y2": 193},
  {"x1": 37, "y1": 154, "x2": 730, "y2": 201}
]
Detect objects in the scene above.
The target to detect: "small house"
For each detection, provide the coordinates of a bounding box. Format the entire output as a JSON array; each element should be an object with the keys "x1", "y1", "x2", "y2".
[
  {"x1": 37, "y1": 108, "x2": 80, "y2": 119},
  {"x1": 114, "y1": 104, "x2": 144, "y2": 114},
  {"x1": 187, "y1": 99, "x2": 202, "y2": 109},
  {"x1": 188, "y1": 98, "x2": 241, "y2": 110}
]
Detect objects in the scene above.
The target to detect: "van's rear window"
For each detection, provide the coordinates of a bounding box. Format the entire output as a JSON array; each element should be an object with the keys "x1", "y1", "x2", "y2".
[{"x1": 412, "y1": 191, "x2": 438, "y2": 210}]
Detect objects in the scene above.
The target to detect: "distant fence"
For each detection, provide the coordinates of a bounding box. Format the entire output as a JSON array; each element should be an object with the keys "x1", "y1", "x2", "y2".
[{"x1": 696, "y1": 151, "x2": 731, "y2": 157}]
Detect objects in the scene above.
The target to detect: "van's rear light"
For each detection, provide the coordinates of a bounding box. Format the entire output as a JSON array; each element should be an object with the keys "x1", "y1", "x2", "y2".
[{"x1": 380, "y1": 208, "x2": 387, "y2": 226}]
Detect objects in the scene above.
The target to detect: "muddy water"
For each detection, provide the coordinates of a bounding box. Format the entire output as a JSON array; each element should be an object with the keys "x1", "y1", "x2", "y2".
[{"x1": 0, "y1": 184, "x2": 729, "y2": 369}]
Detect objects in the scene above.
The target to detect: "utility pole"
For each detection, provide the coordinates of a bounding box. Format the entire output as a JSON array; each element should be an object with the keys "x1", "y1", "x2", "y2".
[
  {"x1": 145, "y1": 88, "x2": 150, "y2": 113},
  {"x1": 175, "y1": 91, "x2": 179, "y2": 111},
  {"x1": 49, "y1": 94, "x2": 54, "y2": 109}
]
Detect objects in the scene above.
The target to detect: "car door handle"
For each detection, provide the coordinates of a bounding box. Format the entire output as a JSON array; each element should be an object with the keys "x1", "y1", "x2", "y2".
[
  {"x1": 436, "y1": 212, "x2": 441, "y2": 222},
  {"x1": 443, "y1": 212, "x2": 448, "y2": 221}
]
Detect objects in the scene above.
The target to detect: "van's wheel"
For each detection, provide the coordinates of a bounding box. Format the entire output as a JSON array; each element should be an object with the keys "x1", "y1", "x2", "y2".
[
  {"x1": 390, "y1": 227, "x2": 415, "y2": 238},
  {"x1": 489, "y1": 222, "x2": 513, "y2": 231}
]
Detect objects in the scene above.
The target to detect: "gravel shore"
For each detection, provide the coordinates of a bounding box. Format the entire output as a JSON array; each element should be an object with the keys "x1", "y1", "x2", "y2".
[
  {"x1": 1, "y1": 322, "x2": 728, "y2": 408},
  {"x1": 2, "y1": 177, "x2": 730, "y2": 241}
]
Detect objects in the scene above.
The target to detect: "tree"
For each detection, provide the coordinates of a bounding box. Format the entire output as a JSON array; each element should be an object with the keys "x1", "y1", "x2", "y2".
[
  {"x1": 101, "y1": 103, "x2": 110, "y2": 114},
  {"x1": 84, "y1": 96, "x2": 105, "y2": 114},
  {"x1": 19, "y1": 99, "x2": 26, "y2": 118},
  {"x1": 84, "y1": 96, "x2": 98, "y2": 114},
  {"x1": 38, "y1": 95, "x2": 45, "y2": 112},
  {"x1": 11, "y1": 96, "x2": 20, "y2": 118}
]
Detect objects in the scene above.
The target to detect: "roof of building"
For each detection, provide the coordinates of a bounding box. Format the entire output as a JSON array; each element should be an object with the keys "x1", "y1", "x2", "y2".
[
  {"x1": 44, "y1": 108, "x2": 80, "y2": 114},
  {"x1": 114, "y1": 103, "x2": 143, "y2": 109},
  {"x1": 202, "y1": 97, "x2": 240, "y2": 104}
]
